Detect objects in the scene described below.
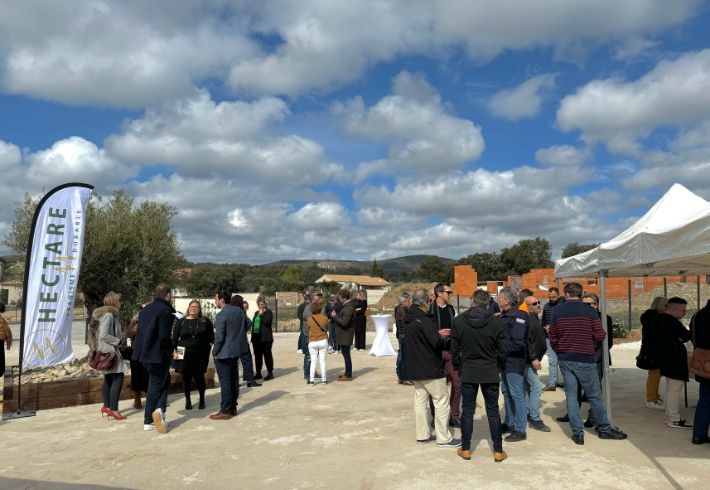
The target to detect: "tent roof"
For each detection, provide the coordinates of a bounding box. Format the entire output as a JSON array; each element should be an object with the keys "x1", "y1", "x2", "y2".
[{"x1": 556, "y1": 183, "x2": 710, "y2": 277}]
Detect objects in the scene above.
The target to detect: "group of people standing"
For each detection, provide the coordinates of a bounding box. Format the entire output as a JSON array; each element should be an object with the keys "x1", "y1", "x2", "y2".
[
  {"x1": 297, "y1": 288, "x2": 368, "y2": 384},
  {"x1": 638, "y1": 295, "x2": 710, "y2": 443},
  {"x1": 396, "y1": 282, "x2": 627, "y2": 463},
  {"x1": 87, "y1": 284, "x2": 276, "y2": 432}
]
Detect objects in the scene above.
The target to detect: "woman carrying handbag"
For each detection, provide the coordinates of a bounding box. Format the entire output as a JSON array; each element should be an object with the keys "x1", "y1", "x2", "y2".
[{"x1": 89, "y1": 291, "x2": 128, "y2": 420}]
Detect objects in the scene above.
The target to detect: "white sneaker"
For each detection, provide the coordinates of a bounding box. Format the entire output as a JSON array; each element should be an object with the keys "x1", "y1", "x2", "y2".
[
  {"x1": 645, "y1": 400, "x2": 664, "y2": 410},
  {"x1": 144, "y1": 424, "x2": 155, "y2": 431},
  {"x1": 297, "y1": 349, "x2": 303, "y2": 354},
  {"x1": 152, "y1": 408, "x2": 167, "y2": 434}
]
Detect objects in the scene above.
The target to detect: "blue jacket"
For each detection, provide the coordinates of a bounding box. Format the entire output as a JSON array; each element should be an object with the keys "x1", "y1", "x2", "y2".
[
  {"x1": 132, "y1": 297, "x2": 175, "y2": 365},
  {"x1": 213, "y1": 304, "x2": 248, "y2": 359}
]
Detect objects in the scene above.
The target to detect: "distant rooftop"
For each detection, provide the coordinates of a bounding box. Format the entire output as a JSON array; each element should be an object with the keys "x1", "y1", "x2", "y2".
[{"x1": 315, "y1": 274, "x2": 391, "y2": 287}]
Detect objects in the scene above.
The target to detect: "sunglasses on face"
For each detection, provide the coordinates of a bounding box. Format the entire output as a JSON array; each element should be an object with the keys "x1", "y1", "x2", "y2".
[{"x1": 528, "y1": 301, "x2": 540, "y2": 306}]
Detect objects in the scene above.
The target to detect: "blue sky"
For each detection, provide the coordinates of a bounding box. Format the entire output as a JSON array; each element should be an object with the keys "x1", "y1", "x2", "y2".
[{"x1": 1, "y1": 1, "x2": 710, "y2": 264}]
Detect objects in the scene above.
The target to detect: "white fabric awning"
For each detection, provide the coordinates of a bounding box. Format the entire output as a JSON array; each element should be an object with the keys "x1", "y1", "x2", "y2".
[{"x1": 556, "y1": 183, "x2": 710, "y2": 277}]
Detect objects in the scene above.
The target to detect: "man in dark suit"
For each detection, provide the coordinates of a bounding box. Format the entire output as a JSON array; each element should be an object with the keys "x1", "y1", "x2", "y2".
[
  {"x1": 132, "y1": 283, "x2": 175, "y2": 433},
  {"x1": 210, "y1": 291, "x2": 246, "y2": 420},
  {"x1": 331, "y1": 289, "x2": 356, "y2": 381}
]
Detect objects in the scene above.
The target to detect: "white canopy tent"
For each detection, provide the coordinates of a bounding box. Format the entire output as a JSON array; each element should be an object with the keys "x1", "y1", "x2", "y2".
[{"x1": 555, "y1": 183, "x2": 710, "y2": 421}]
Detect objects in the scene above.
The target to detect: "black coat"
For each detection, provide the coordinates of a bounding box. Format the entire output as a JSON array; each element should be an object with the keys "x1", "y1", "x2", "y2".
[
  {"x1": 395, "y1": 305, "x2": 407, "y2": 341},
  {"x1": 451, "y1": 306, "x2": 507, "y2": 384},
  {"x1": 656, "y1": 313, "x2": 691, "y2": 381},
  {"x1": 132, "y1": 297, "x2": 175, "y2": 365},
  {"x1": 403, "y1": 305, "x2": 446, "y2": 381},
  {"x1": 638, "y1": 309, "x2": 660, "y2": 369},
  {"x1": 251, "y1": 309, "x2": 274, "y2": 342},
  {"x1": 500, "y1": 308, "x2": 529, "y2": 375},
  {"x1": 690, "y1": 302, "x2": 710, "y2": 382},
  {"x1": 526, "y1": 313, "x2": 547, "y2": 363},
  {"x1": 172, "y1": 316, "x2": 214, "y2": 373}
]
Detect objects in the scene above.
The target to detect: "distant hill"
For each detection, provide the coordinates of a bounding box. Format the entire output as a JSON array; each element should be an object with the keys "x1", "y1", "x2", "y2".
[{"x1": 264, "y1": 255, "x2": 455, "y2": 275}]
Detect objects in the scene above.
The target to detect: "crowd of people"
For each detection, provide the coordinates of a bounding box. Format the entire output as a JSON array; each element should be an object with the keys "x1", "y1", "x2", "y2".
[
  {"x1": 59, "y1": 278, "x2": 710, "y2": 456},
  {"x1": 395, "y1": 283, "x2": 629, "y2": 462},
  {"x1": 637, "y1": 295, "x2": 710, "y2": 443}
]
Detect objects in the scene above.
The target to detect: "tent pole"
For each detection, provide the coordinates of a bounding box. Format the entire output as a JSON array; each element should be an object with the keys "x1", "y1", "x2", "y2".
[
  {"x1": 599, "y1": 271, "x2": 612, "y2": 423},
  {"x1": 697, "y1": 275, "x2": 701, "y2": 312}
]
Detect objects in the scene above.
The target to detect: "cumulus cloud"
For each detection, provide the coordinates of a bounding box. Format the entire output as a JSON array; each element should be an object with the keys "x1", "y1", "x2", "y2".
[
  {"x1": 290, "y1": 202, "x2": 350, "y2": 230},
  {"x1": 107, "y1": 90, "x2": 343, "y2": 187},
  {"x1": 557, "y1": 49, "x2": 710, "y2": 155},
  {"x1": 228, "y1": 0, "x2": 697, "y2": 95},
  {"x1": 334, "y1": 72, "x2": 484, "y2": 180},
  {"x1": 0, "y1": 2, "x2": 256, "y2": 107},
  {"x1": 535, "y1": 144, "x2": 592, "y2": 166},
  {"x1": 26, "y1": 137, "x2": 138, "y2": 190},
  {"x1": 489, "y1": 74, "x2": 557, "y2": 121}
]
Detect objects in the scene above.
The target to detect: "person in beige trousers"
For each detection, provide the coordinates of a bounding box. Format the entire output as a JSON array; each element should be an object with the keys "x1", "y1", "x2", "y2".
[{"x1": 402, "y1": 289, "x2": 461, "y2": 448}]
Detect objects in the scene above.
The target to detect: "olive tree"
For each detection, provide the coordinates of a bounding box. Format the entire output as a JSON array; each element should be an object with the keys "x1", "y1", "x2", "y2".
[{"x1": 3, "y1": 190, "x2": 184, "y2": 315}]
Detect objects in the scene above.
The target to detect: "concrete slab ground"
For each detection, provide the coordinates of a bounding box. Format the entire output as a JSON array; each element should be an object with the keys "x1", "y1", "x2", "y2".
[{"x1": 0, "y1": 330, "x2": 708, "y2": 489}]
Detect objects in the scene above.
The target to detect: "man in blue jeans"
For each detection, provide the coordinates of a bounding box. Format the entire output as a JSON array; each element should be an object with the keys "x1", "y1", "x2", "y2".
[
  {"x1": 132, "y1": 283, "x2": 175, "y2": 433},
  {"x1": 549, "y1": 282, "x2": 627, "y2": 445},
  {"x1": 542, "y1": 287, "x2": 564, "y2": 391},
  {"x1": 498, "y1": 287, "x2": 529, "y2": 442}
]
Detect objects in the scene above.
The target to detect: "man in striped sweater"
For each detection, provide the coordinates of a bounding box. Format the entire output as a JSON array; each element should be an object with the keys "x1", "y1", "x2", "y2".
[{"x1": 549, "y1": 282, "x2": 627, "y2": 445}]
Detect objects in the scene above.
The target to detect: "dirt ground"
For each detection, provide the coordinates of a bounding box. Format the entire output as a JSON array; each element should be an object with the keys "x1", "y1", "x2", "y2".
[{"x1": 0, "y1": 332, "x2": 708, "y2": 489}]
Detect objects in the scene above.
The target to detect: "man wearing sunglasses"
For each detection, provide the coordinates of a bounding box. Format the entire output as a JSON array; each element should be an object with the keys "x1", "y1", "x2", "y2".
[
  {"x1": 430, "y1": 283, "x2": 462, "y2": 428},
  {"x1": 524, "y1": 295, "x2": 551, "y2": 432}
]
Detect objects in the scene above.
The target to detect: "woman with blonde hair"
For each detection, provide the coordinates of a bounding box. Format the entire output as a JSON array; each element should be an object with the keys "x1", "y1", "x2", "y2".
[
  {"x1": 638, "y1": 296, "x2": 668, "y2": 409},
  {"x1": 89, "y1": 291, "x2": 128, "y2": 420},
  {"x1": 172, "y1": 300, "x2": 214, "y2": 410}
]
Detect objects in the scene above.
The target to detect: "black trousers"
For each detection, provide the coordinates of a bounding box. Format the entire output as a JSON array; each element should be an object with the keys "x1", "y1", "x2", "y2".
[
  {"x1": 240, "y1": 346, "x2": 256, "y2": 382},
  {"x1": 181, "y1": 364, "x2": 206, "y2": 402},
  {"x1": 460, "y1": 382, "x2": 503, "y2": 452},
  {"x1": 355, "y1": 318, "x2": 366, "y2": 349},
  {"x1": 253, "y1": 338, "x2": 274, "y2": 376},
  {"x1": 340, "y1": 345, "x2": 352, "y2": 378}
]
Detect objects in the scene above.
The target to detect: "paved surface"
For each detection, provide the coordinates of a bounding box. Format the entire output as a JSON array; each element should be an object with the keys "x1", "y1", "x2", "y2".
[{"x1": 1, "y1": 330, "x2": 708, "y2": 489}]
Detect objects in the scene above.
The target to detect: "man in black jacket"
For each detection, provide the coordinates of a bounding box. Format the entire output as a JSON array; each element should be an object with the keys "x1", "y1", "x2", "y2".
[
  {"x1": 404, "y1": 289, "x2": 460, "y2": 448},
  {"x1": 657, "y1": 297, "x2": 692, "y2": 429},
  {"x1": 429, "y1": 283, "x2": 461, "y2": 427},
  {"x1": 498, "y1": 287, "x2": 530, "y2": 442},
  {"x1": 524, "y1": 295, "x2": 551, "y2": 432},
  {"x1": 451, "y1": 289, "x2": 508, "y2": 462},
  {"x1": 132, "y1": 283, "x2": 175, "y2": 433}
]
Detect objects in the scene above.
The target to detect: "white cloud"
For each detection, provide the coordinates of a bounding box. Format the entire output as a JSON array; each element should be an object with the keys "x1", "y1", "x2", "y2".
[
  {"x1": 334, "y1": 71, "x2": 484, "y2": 179},
  {"x1": 557, "y1": 49, "x2": 710, "y2": 155},
  {"x1": 0, "y1": 2, "x2": 256, "y2": 107},
  {"x1": 228, "y1": 0, "x2": 698, "y2": 95},
  {"x1": 489, "y1": 74, "x2": 556, "y2": 121},
  {"x1": 535, "y1": 144, "x2": 592, "y2": 166},
  {"x1": 290, "y1": 202, "x2": 350, "y2": 230},
  {"x1": 26, "y1": 137, "x2": 138, "y2": 190},
  {"x1": 0, "y1": 140, "x2": 21, "y2": 172},
  {"x1": 107, "y1": 90, "x2": 343, "y2": 187}
]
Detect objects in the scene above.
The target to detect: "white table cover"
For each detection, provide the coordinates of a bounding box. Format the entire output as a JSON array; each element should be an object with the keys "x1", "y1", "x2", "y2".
[{"x1": 369, "y1": 314, "x2": 396, "y2": 356}]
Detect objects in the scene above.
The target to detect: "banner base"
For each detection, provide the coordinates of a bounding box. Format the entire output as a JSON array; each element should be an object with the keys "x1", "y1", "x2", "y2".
[{"x1": 2, "y1": 410, "x2": 37, "y2": 421}]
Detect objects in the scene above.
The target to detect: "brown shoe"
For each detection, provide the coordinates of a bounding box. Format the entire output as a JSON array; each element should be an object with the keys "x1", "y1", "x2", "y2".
[
  {"x1": 209, "y1": 412, "x2": 233, "y2": 420},
  {"x1": 457, "y1": 448, "x2": 472, "y2": 460},
  {"x1": 494, "y1": 451, "x2": 507, "y2": 463},
  {"x1": 542, "y1": 385, "x2": 556, "y2": 392},
  {"x1": 337, "y1": 375, "x2": 353, "y2": 381}
]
